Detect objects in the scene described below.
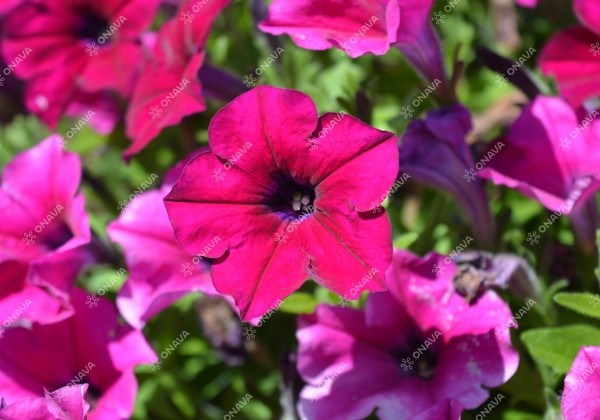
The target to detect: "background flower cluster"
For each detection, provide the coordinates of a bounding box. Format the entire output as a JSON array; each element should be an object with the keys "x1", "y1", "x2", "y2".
[{"x1": 1, "y1": 0, "x2": 600, "y2": 419}]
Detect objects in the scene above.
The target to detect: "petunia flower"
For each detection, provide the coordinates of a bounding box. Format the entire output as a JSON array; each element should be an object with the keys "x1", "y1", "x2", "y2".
[
  {"x1": 0, "y1": 0, "x2": 22, "y2": 17},
  {"x1": 561, "y1": 346, "x2": 600, "y2": 419},
  {"x1": 515, "y1": 0, "x2": 538, "y2": 7},
  {"x1": 400, "y1": 104, "x2": 495, "y2": 246},
  {"x1": 124, "y1": 0, "x2": 231, "y2": 156},
  {"x1": 0, "y1": 136, "x2": 92, "y2": 324},
  {"x1": 479, "y1": 96, "x2": 600, "y2": 215},
  {"x1": 0, "y1": 385, "x2": 90, "y2": 420},
  {"x1": 0, "y1": 289, "x2": 156, "y2": 420},
  {"x1": 295, "y1": 250, "x2": 519, "y2": 419},
  {"x1": 539, "y1": 0, "x2": 600, "y2": 106},
  {"x1": 164, "y1": 86, "x2": 398, "y2": 321},
  {"x1": 258, "y1": 0, "x2": 448, "y2": 86},
  {"x1": 108, "y1": 151, "x2": 231, "y2": 329},
  {"x1": 1, "y1": 0, "x2": 160, "y2": 127},
  {"x1": 258, "y1": 0, "x2": 400, "y2": 58}
]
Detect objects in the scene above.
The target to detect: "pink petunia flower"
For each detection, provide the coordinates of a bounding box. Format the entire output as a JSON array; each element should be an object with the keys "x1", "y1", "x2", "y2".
[
  {"x1": 1, "y1": 0, "x2": 160, "y2": 127},
  {"x1": 479, "y1": 96, "x2": 600, "y2": 215},
  {"x1": 561, "y1": 346, "x2": 600, "y2": 419},
  {"x1": 124, "y1": 0, "x2": 231, "y2": 156},
  {"x1": 295, "y1": 250, "x2": 519, "y2": 419},
  {"x1": 258, "y1": 0, "x2": 401, "y2": 58},
  {"x1": 539, "y1": 0, "x2": 600, "y2": 106},
  {"x1": 0, "y1": 289, "x2": 156, "y2": 420},
  {"x1": 0, "y1": 136, "x2": 92, "y2": 325},
  {"x1": 0, "y1": 385, "x2": 90, "y2": 420},
  {"x1": 258, "y1": 0, "x2": 447, "y2": 86},
  {"x1": 164, "y1": 86, "x2": 399, "y2": 321},
  {"x1": 108, "y1": 151, "x2": 231, "y2": 329},
  {"x1": 0, "y1": 0, "x2": 23, "y2": 17}
]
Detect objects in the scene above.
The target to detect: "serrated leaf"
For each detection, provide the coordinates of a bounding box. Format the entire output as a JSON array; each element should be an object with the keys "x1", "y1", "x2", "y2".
[
  {"x1": 553, "y1": 292, "x2": 600, "y2": 320},
  {"x1": 521, "y1": 324, "x2": 600, "y2": 374}
]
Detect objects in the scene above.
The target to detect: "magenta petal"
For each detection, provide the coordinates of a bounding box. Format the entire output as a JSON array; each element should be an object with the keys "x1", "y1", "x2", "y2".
[
  {"x1": 259, "y1": 0, "x2": 400, "y2": 57},
  {"x1": 561, "y1": 346, "x2": 600, "y2": 419},
  {"x1": 540, "y1": 27, "x2": 600, "y2": 107},
  {"x1": 0, "y1": 384, "x2": 89, "y2": 420},
  {"x1": 108, "y1": 188, "x2": 217, "y2": 329},
  {"x1": 125, "y1": 53, "x2": 206, "y2": 156},
  {"x1": 305, "y1": 212, "x2": 391, "y2": 298},
  {"x1": 575, "y1": 0, "x2": 600, "y2": 34},
  {"x1": 479, "y1": 96, "x2": 600, "y2": 214},
  {"x1": 211, "y1": 218, "x2": 309, "y2": 320}
]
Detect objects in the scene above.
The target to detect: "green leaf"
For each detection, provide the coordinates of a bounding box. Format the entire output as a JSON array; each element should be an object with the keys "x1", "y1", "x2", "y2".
[
  {"x1": 522, "y1": 324, "x2": 600, "y2": 374},
  {"x1": 279, "y1": 292, "x2": 318, "y2": 314},
  {"x1": 553, "y1": 292, "x2": 600, "y2": 320}
]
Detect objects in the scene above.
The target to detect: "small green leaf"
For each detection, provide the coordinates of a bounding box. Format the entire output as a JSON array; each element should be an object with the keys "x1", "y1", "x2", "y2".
[
  {"x1": 522, "y1": 324, "x2": 600, "y2": 374},
  {"x1": 553, "y1": 292, "x2": 600, "y2": 319},
  {"x1": 279, "y1": 292, "x2": 318, "y2": 314}
]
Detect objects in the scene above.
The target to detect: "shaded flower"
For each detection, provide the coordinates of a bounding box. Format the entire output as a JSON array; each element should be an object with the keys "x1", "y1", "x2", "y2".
[
  {"x1": 107, "y1": 153, "x2": 228, "y2": 329},
  {"x1": 539, "y1": 0, "x2": 600, "y2": 106},
  {"x1": 561, "y1": 346, "x2": 600, "y2": 419},
  {"x1": 164, "y1": 86, "x2": 398, "y2": 321},
  {"x1": 295, "y1": 250, "x2": 518, "y2": 419},
  {"x1": 0, "y1": 385, "x2": 89, "y2": 420},
  {"x1": 0, "y1": 136, "x2": 92, "y2": 325},
  {"x1": 0, "y1": 289, "x2": 156, "y2": 419},
  {"x1": 124, "y1": 0, "x2": 231, "y2": 156},
  {"x1": 479, "y1": 96, "x2": 600, "y2": 215},
  {"x1": 400, "y1": 104, "x2": 495, "y2": 246},
  {"x1": 258, "y1": 0, "x2": 401, "y2": 58},
  {"x1": 1, "y1": 0, "x2": 158, "y2": 127}
]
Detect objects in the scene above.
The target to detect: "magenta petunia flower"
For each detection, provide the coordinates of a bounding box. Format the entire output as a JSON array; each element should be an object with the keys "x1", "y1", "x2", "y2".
[
  {"x1": 258, "y1": 0, "x2": 400, "y2": 58},
  {"x1": 0, "y1": 289, "x2": 156, "y2": 420},
  {"x1": 108, "y1": 152, "x2": 229, "y2": 329},
  {"x1": 0, "y1": 0, "x2": 22, "y2": 17},
  {"x1": 539, "y1": 0, "x2": 600, "y2": 106},
  {"x1": 124, "y1": 0, "x2": 231, "y2": 156},
  {"x1": 479, "y1": 96, "x2": 600, "y2": 215},
  {"x1": 400, "y1": 104, "x2": 494, "y2": 246},
  {"x1": 164, "y1": 86, "x2": 398, "y2": 321},
  {"x1": 258, "y1": 0, "x2": 447, "y2": 85},
  {"x1": 0, "y1": 136, "x2": 92, "y2": 324},
  {"x1": 1, "y1": 0, "x2": 160, "y2": 127},
  {"x1": 561, "y1": 346, "x2": 600, "y2": 419},
  {"x1": 295, "y1": 250, "x2": 519, "y2": 419},
  {"x1": 0, "y1": 385, "x2": 90, "y2": 420}
]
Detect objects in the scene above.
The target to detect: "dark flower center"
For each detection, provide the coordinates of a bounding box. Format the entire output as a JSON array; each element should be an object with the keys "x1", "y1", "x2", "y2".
[
  {"x1": 265, "y1": 177, "x2": 316, "y2": 220},
  {"x1": 84, "y1": 383, "x2": 102, "y2": 410},
  {"x1": 74, "y1": 10, "x2": 110, "y2": 42},
  {"x1": 41, "y1": 222, "x2": 74, "y2": 251},
  {"x1": 395, "y1": 329, "x2": 441, "y2": 380}
]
